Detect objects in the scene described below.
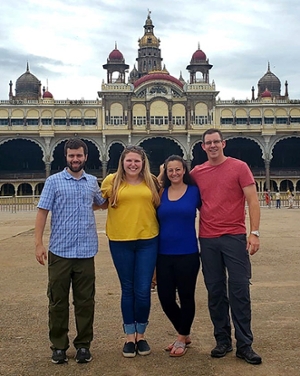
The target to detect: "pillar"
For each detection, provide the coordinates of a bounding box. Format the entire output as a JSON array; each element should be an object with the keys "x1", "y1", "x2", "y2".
[
  {"x1": 264, "y1": 159, "x2": 270, "y2": 190},
  {"x1": 102, "y1": 160, "x2": 107, "y2": 179},
  {"x1": 45, "y1": 162, "x2": 51, "y2": 178}
]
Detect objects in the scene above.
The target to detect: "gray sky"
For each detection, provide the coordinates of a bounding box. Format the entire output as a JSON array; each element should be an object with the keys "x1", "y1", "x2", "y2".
[{"x1": 1, "y1": 0, "x2": 299, "y2": 100}]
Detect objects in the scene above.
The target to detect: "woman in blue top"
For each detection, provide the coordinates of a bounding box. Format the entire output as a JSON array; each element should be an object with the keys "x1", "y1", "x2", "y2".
[{"x1": 157, "y1": 155, "x2": 201, "y2": 357}]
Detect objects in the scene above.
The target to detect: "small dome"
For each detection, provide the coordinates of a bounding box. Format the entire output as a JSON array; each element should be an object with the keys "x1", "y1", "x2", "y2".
[
  {"x1": 192, "y1": 49, "x2": 207, "y2": 62},
  {"x1": 43, "y1": 90, "x2": 53, "y2": 99},
  {"x1": 108, "y1": 48, "x2": 124, "y2": 61},
  {"x1": 261, "y1": 88, "x2": 272, "y2": 98},
  {"x1": 130, "y1": 65, "x2": 139, "y2": 78}
]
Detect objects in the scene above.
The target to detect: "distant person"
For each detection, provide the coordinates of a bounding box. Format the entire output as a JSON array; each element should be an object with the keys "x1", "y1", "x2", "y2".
[
  {"x1": 265, "y1": 190, "x2": 271, "y2": 208},
  {"x1": 156, "y1": 155, "x2": 201, "y2": 357},
  {"x1": 288, "y1": 190, "x2": 294, "y2": 209},
  {"x1": 35, "y1": 138, "x2": 106, "y2": 364},
  {"x1": 101, "y1": 145, "x2": 160, "y2": 358},
  {"x1": 190, "y1": 128, "x2": 262, "y2": 365},
  {"x1": 275, "y1": 191, "x2": 281, "y2": 209}
]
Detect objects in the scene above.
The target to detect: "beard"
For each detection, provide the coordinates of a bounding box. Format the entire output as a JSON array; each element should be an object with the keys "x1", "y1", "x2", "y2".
[{"x1": 67, "y1": 160, "x2": 86, "y2": 173}]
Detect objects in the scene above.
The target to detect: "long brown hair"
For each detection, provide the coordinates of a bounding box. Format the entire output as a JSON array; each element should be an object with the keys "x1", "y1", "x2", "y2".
[{"x1": 110, "y1": 145, "x2": 160, "y2": 208}]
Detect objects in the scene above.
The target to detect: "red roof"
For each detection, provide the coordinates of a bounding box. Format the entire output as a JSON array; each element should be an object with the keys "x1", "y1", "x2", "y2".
[
  {"x1": 108, "y1": 49, "x2": 124, "y2": 61},
  {"x1": 261, "y1": 89, "x2": 272, "y2": 98},
  {"x1": 43, "y1": 90, "x2": 53, "y2": 99},
  {"x1": 192, "y1": 49, "x2": 206, "y2": 61},
  {"x1": 134, "y1": 73, "x2": 184, "y2": 88}
]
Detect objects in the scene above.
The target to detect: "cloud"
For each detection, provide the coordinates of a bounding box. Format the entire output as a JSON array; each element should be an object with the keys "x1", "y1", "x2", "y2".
[{"x1": 0, "y1": 0, "x2": 299, "y2": 100}]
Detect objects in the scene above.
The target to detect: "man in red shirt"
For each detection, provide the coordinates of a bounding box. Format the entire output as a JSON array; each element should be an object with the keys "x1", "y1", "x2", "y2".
[{"x1": 191, "y1": 128, "x2": 262, "y2": 365}]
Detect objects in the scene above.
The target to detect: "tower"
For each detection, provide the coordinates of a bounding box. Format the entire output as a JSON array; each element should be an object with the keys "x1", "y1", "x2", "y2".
[{"x1": 136, "y1": 11, "x2": 163, "y2": 77}]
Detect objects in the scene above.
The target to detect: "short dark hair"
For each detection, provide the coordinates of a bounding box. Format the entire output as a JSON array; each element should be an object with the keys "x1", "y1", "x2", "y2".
[
  {"x1": 162, "y1": 155, "x2": 195, "y2": 188},
  {"x1": 64, "y1": 138, "x2": 88, "y2": 156},
  {"x1": 202, "y1": 128, "x2": 224, "y2": 143}
]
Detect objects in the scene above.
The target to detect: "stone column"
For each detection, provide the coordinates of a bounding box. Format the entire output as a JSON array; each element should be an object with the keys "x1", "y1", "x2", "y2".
[
  {"x1": 102, "y1": 160, "x2": 107, "y2": 179},
  {"x1": 45, "y1": 162, "x2": 51, "y2": 178},
  {"x1": 264, "y1": 159, "x2": 270, "y2": 190},
  {"x1": 186, "y1": 158, "x2": 191, "y2": 171}
]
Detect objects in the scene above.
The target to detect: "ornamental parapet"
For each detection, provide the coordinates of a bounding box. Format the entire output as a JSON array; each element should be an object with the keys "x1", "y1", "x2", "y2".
[
  {"x1": 101, "y1": 83, "x2": 132, "y2": 92},
  {"x1": 186, "y1": 83, "x2": 216, "y2": 92}
]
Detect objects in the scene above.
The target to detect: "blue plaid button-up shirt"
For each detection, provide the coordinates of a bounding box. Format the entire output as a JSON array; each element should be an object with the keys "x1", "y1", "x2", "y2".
[{"x1": 37, "y1": 168, "x2": 106, "y2": 258}]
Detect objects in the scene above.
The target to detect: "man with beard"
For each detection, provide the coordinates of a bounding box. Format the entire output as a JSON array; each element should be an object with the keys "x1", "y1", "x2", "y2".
[{"x1": 35, "y1": 138, "x2": 106, "y2": 364}]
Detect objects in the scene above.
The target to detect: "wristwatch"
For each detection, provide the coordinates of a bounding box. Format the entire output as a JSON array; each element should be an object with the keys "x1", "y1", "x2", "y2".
[{"x1": 250, "y1": 230, "x2": 260, "y2": 237}]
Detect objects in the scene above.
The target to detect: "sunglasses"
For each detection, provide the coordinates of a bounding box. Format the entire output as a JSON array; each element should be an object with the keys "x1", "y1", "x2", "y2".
[{"x1": 124, "y1": 145, "x2": 144, "y2": 152}]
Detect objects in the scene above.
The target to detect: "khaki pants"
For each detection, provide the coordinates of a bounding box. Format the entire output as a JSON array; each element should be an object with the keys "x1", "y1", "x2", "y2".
[{"x1": 47, "y1": 251, "x2": 95, "y2": 350}]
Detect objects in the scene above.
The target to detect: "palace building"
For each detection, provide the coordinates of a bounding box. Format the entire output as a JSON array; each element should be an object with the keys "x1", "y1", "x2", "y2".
[{"x1": 0, "y1": 12, "x2": 300, "y2": 198}]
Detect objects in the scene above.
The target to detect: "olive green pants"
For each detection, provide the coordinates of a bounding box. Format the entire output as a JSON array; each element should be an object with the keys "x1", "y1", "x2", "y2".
[{"x1": 47, "y1": 251, "x2": 95, "y2": 350}]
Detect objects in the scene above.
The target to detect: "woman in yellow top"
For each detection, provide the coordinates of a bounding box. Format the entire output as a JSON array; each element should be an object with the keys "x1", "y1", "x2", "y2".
[{"x1": 101, "y1": 145, "x2": 160, "y2": 358}]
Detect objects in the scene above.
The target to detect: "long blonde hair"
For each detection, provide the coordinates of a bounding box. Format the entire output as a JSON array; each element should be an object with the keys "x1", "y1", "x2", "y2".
[{"x1": 110, "y1": 145, "x2": 160, "y2": 208}]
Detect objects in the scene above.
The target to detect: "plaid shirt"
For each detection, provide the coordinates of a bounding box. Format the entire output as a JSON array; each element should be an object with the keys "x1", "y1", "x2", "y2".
[{"x1": 37, "y1": 168, "x2": 106, "y2": 258}]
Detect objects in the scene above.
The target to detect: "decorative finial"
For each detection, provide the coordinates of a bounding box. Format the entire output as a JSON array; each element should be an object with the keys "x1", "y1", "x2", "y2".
[
  {"x1": 115, "y1": 41, "x2": 117, "y2": 49},
  {"x1": 268, "y1": 61, "x2": 270, "y2": 71},
  {"x1": 26, "y1": 62, "x2": 29, "y2": 72},
  {"x1": 148, "y1": 9, "x2": 151, "y2": 17},
  {"x1": 198, "y1": 42, "x2": 200, "y2": 50}
]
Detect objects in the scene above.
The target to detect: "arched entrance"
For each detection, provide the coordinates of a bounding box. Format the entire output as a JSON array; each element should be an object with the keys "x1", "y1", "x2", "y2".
[
  {"x1": 140, "y1": 138, "x2": 183, "y2": 174},
  {"x1": 0, "y1": 183, "x2": 15, "y2": 196},
  {"x1": 0, "y1": 139, "x2": 44, "y2": 176},
  {"x1": 107, "y1": 143, "x2": 124, "y2": 173}
]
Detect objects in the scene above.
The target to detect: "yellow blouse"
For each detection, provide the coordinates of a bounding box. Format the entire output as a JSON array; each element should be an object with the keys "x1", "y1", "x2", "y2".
[{"x1": 101, "y1": 174, "x2": 159, "y2": 241}]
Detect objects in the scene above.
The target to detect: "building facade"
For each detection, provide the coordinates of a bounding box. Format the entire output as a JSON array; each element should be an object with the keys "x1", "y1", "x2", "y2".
[{"x1": 1, "y1": 12, "x2": 300, "y2": 198}]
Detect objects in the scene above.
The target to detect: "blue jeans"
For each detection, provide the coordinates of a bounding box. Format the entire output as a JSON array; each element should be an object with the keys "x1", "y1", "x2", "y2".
[{"x1": 109, "y1": 237, "x2": 158, "y2": 335}]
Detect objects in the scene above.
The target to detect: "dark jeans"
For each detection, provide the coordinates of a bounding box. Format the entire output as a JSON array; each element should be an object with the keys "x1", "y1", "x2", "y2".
[
  {"x1": 109, "y1": 237, "x2": 158, "y2": 334},
  {"x1": 199, "y1": 235, "x2": 253, "y2": 350},
  {"x1": 156, "y1": 252, "x2": 200, "y2": 336},
  {"x1": 47, "y1": 251, "x2": 95, "y2": 350}
]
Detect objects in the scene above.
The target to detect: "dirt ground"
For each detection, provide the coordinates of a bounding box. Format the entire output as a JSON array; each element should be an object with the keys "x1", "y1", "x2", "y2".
[{"x1": 0, "y1": 207, "x2": 300, "y2": 376}]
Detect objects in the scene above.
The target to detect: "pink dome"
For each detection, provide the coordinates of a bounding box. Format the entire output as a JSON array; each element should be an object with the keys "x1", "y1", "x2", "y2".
[
  {"x1": 108, "y1": 48, "x2": 124, "y2": 61},
  {"x1": 192, "y1": 49, "x2": 206, "y2": 61},
  {"x1": 43, "y1": 90, "x2": 53, "y2": 99},
  {"x1": 134, "y1": 72, "x2": 184, "y2": 88},
  {"x1": 261, "y1": 89, "x2": 272, "y2": 98}
]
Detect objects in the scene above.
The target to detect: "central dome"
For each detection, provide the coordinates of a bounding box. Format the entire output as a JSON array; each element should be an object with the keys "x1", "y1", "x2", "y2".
[{"x1": 134, "y1": 71, "x2": 184, "y2": 89}]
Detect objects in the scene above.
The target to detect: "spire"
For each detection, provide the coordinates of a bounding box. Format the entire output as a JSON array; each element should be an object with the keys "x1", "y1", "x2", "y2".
[
  {"x1": 115, "y1": 41, "x2": 117, "y2": 49},
  {"x1": 198, "y1": 42, "x2": 200, "y2": 50},
  {"x1": 267, "y1": 61, "x2": 270, "y2": 72},
  {"x1": 285, "y1": 80, "x2": 289, "y2": 97},
  {"x1": 26, "y1": 62, "x2": 29, "y2": 72}
]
